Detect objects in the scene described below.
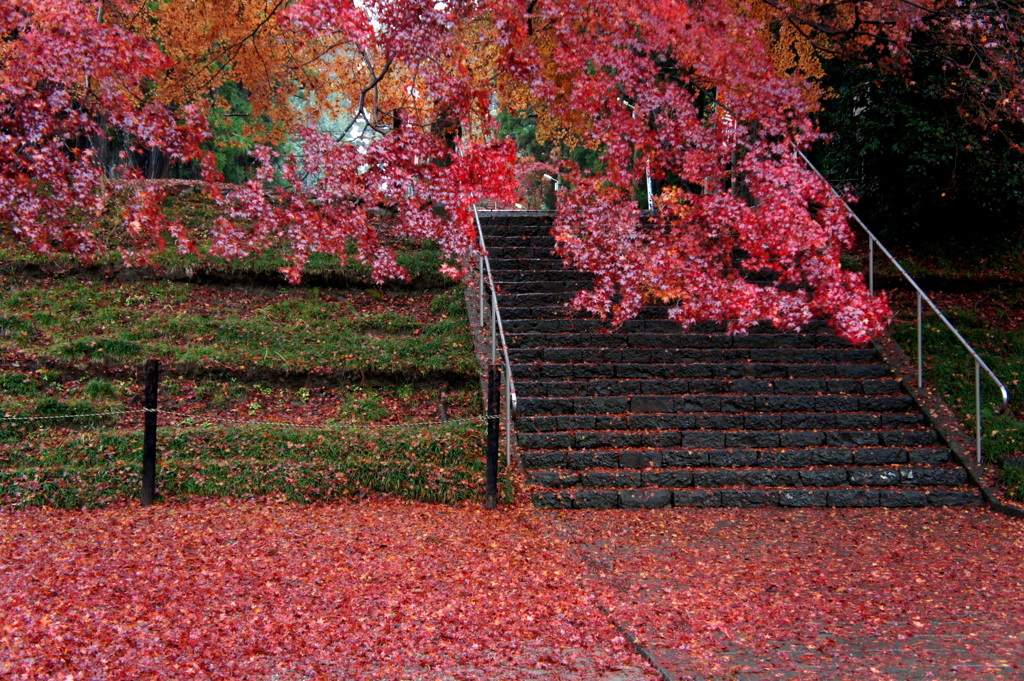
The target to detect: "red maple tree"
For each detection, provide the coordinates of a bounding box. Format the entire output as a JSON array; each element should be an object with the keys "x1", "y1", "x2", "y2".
[
  {"x1": 0, "y1": 0, "x2": 210, "y2": 261},
  {"x1": 2, "y1": 0, "x2": 1020, "y2": 342}
]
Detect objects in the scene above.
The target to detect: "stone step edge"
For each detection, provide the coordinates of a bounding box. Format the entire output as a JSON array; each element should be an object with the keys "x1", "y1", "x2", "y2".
[
  {"x1": 512, "y1": 364, "x2": 893, "y2": 379},
  {"x1": 526, "y1": 464, "x2": 969, "y2": 489},
  {"x1": 507, "y1": 335, "x2": 852, "y2": 349},
  {"x1": 518, "y1": 400, "x2": 911, "y2": 412},
  {"x1": 510, "y1": 353, "x2": 882, "y2": 362},
  {"x1": 532, "y1": 487, "x2": 984, "y2": 509},
  {"x1": 517, "y1": 404, "x2": 915, "y2": 412},
  {"x1": 514, "y1": 381, "x2": 903, "y2": 397},
  {"x1": 515, "y1": 414, "x2": 925, "y2": 432},
  {"x1": 516, "y1": 393, "x2": 909, "y2": 403},
  {"x1": 516, "y1": 428, "x2": 940, "y2": 450},
  {"x1": 521, "y1": 446, "x2": 953, "y2": 468}
]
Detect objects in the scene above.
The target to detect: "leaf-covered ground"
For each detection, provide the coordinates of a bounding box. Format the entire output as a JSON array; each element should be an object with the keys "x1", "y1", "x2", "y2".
[
  {"x1": 555, "y1": 507, "x2": 1024, "y2": 680},
  {"x1": 0, "y1": 500, "x2": 651, "y2": 681},
  {"x1": 2, "y1": 501, "x2": 1023, "y2": 680}
]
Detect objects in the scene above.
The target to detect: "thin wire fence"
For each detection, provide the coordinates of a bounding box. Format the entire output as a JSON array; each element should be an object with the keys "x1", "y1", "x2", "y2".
[
  {"x1": 1, "y1": 375, "x2": 502, "y2": 508},
  {"x1": 0, "y1": 409, "x2": 151, "y2": 422},
  {"x1": 1, "y1": 407, "x2": 489, "y2": 429}
]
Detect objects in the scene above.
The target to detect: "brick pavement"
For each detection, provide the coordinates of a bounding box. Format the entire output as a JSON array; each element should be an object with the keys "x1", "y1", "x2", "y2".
[{"x1": 548, "y1": 507, "x2": 1024, "y2": 680}]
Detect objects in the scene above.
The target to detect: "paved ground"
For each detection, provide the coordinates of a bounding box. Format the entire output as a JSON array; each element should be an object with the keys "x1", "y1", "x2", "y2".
[
  {"x1": 1, "y1": 501, "x2": 1022, "y2": 680},
  {"x1": 549, "y1": 507, "x2": 1024, "y2": 680}
]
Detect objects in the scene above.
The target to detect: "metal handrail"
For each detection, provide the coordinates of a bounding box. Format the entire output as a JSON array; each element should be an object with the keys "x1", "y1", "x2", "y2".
[
  {"x1": 472, "y1": 205, "x2": 518, "y2": 465},
  {"x1": 795, "y1": 147, "x2": 1011, "y2": 463}
]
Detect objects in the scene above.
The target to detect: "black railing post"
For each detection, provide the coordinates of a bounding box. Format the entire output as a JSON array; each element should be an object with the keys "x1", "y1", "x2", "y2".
[
  {"x1": 141, "y1": 358, "x2": 159, "y2": 506},
  {"x1": 486, "y1": 364, "x2": 500, "y2": 510}
]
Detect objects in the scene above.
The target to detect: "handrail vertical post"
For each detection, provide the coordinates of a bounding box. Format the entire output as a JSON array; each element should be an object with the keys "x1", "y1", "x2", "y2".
[
  {"x1": 976, "y1": 360, "x2": 983, "y2": 464},
  {"x1": 916, "y1": 292, "x2": 924, "y2": 388},
  {"x1": 486, "y1": 364, "x2": 500, "y2": 510},
  {"x1": 478, "y1": 254, "x2": 484, "y2": 328},
  {"x1": 646, "y1": 160, "x2": 654, "y2": 211},
  {"x1": 868, "y1": 237, "x2": 875, "y2": 295},
  {"x1": 490, "y1": 293, "x2": 497, "y2": 364},
  {"x1": 141, "y1": 358, "x2": 159, "y2": 507},
  {"x1": 504, "y1": 371, "x2": 512, "y2": 465}
]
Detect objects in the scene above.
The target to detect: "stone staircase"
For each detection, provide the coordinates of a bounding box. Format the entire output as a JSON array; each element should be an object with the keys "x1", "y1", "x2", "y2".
[{"x1": 480, "y1": 211, "x2": 983, "y2": 509}]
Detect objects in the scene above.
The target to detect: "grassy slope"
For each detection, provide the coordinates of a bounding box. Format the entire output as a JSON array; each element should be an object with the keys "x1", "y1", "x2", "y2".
[
  {"x1": 0, "y1": 193, "x2": 504, "y2": 508},
  {"x1": 0, "y1": 279, "x2": 476, "y2": 380}
]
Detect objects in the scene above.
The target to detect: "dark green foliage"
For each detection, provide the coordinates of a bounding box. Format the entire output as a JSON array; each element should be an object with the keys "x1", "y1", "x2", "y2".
[
  {"x1": 496, "y1": 109, "x2": 605, "y2": 208},
  {"x1": 85, "y1": 378, "x2": 119, "y2": 399},
  {"x1": 29, "y1": 397, "x2": 118, "y2": 428},
  {"x1": 0, "y1": 279, "x2": 477, "y2": 381},
  {"x1": 814, "y1": 55, "x2": 1024, "y2": 245},
  {"x1": 207, "y1": 82, "x2": 289, "y2": 184},
  {"x1": 0, "y1": 315, "x2": 33, "y2": 339},
  {"x1": 57, "y1": 337, "x2": 143, "y2": 360}
]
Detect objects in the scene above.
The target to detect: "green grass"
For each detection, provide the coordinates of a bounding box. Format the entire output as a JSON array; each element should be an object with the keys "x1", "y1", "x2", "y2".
[
  {"x1": 0, "y1": 395, "x2": 123, "y2": 444},
  {"x1": 0, "y1": 420, "x2": 509, "y2": 508},
  {"x1": 0, "y1": 215, "x2": 494, "y2": 508},
  {"x1": 0, "y1": 373, "x2": 40, "y2": 397},
  {"x1": 335, "y1": 387, "x2": 391, "y2": 422},
  {"x1": 85, "y1": 378, "x2": 119, "y2": 399},
  {"x1": 0, "y1": 187, "x2": 504, "y2": 508},
  {"x1": 0, "y1": 278, "x2": 477, "y2": 381},
  {"x1": 1000, "y1": 465, "x2": 1024, "y2": 503}
]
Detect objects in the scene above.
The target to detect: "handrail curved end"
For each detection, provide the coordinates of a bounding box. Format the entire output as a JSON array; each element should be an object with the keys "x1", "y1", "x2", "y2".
[{"x1": 996, "y1": 385, "x2": 1011, "y2": 416}]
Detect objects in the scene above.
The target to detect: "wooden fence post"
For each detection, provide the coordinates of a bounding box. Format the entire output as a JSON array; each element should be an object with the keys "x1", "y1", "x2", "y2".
[
  {"x1": 486, "y1": 364, "x2": 500, "y2": 510},
  {"x1": 141, "y1": 358, "x2": 159, "y2": 506}
]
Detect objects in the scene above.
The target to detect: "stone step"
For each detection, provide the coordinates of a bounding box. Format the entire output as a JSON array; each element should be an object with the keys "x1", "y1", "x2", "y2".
[
  {"x1": 507, "y1": 330, "x2": 852, "y2": 349},
  {"x1": 516, "y1": 391, "x2": 913, "y2": 413},
  {"x1": 490, "y1": 258, "x2": 572, "y2": 271},
  {"x1": 519, "y1": 377, "x2": 903, "y2": 398},
  {"x1": 487, "y1": 246, "x2": 561, "y2": 259},
  {"x1": 491, "y1": 270, "x2": 594, "y2": 283},
  {"x1": 516, "y1": 427, "x2": 940, "y2": 450},
  {"x1": 526, "y1": 464, "x2": 967, "y2": 488},
  {"x1": 521, "y1": 446, "x2": 955, "y2": 469},
  {"x1": 532, "y1": 486, "x2": 984, "y2": 509},
  {"x1": 516, "y1": 376, "x2": 903, "y2": 399},
  {"x1": 513, "y1": 362, "x2": 893, "y2": 381},
  {"x1": 492, "y1": 281, "x2": 582, "y2": 294},
  {"x1": 508, "y1": 347, "x2": 881, "y2": 364},
  {"x1": 484, "y1": 235, "x2": 557, "y2": 249},
  {"x1": 500, "y1": 305, "x2": 675, "y2": 320},
  {"x1": 505, "y1": 319, "x2": 697, "y2": 333},
  {"x1": 504, "y1": 319, "x2": 840, "y2": 334},
  {"x1": 495, "y1": 292, "x2": 579, "y2": 306},
  {"x1": 477, "y1": 213, "x2": 555, "y2": 230},
  {"x1": 516, "y1": 411, "x2": 925, "y2": 432}
]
